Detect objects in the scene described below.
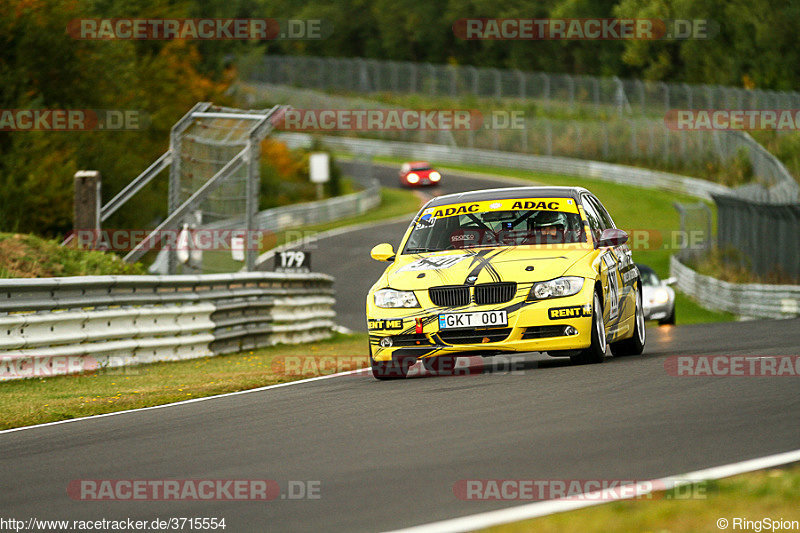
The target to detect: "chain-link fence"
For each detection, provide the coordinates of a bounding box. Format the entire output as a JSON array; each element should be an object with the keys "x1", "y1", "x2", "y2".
[
  {"x1": 712, "y1": 194, "x2": 800, "y2": 282},
  {"x1": 673, "y1": 202, "x2": 713, "y2": 262},
  {"x1": 250, "y1": 55, "x2": 800, "y2": 117},
  {"x1": 244, "y1": 82, "x2": 799, "y2": 203}
]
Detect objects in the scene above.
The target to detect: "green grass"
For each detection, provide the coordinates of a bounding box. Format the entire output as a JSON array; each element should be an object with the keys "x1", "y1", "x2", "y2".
[
  {"x1": 482, "y1": 464, "x2": 800, "y2": 533},
  {"x1": 0, "y1": 232, "x2": 146, "y2": 278},
  {"x1": 0, "y1": 333, "x2": 370, "y2": 430}
]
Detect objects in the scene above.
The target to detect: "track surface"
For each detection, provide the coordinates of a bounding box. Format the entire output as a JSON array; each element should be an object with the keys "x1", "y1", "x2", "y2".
[
  {"x1": 2, "y1": 320, "x2": 799, "y2": 532},
  {"x1": 2, "y1": 163, "x2": 798, "y2": 532}
]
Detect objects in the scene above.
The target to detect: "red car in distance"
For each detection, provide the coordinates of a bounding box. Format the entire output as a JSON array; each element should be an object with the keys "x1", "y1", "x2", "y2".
[{"x1": 399, "y1": 161, "x2": 441, "y2": 187}]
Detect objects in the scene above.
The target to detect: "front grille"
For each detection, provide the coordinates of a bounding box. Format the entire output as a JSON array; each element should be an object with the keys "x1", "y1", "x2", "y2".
[
  {"x1": 438, "y1": 328, "x2": 512, "y2": 345},
  {"x1": 429, "y1": 286, "x2": 470, "y2": 307},
  {"x1": 521, "y1": 326, "x2": 568, "y2": 339},
  {"x1": 390, "y1": 334, "x2": 432, "y2": 347},
  {"x1": 474, "y1": 282, "x2": 517, "y2": 305}
]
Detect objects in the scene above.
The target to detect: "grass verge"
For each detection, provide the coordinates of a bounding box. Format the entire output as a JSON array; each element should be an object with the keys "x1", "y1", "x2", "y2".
[
  {"x1": 0, "y1": 333, "x2": 370, "y2": 430},
  {"x1": 482, "y1": 464, "x2": 800, "y2": 533},
  {"x1": 0, "y1": 232, "x2": 146, "y2": 278}
]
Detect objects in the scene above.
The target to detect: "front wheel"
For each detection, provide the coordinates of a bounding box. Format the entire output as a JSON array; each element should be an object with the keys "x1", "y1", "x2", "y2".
[
  {"x1": 570, "y1": 292, "x2": 607, "y2": 365},
  {"x1": 610, "y1": 288, "x2": 646, "y2": 356}
]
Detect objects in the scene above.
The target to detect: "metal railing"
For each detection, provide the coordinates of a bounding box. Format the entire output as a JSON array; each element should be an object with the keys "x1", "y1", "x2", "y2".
[
  {"x1": 251, "y1": 55, "x2": 800, "y2": 117},
  {"x1": 201, "y1": 169, "x2": 381, "y2": 233},
  {"x1": 0, "y1": 272, "x2": 335, "y2": 381},
  {"x1": 670, "y1": 256, "x2": 800, "y2": 319},
  {"x1": 245, "y1": 82, "x2": 798, "y2": 203},
  {"x1": 278, "y1": 133, "x2": 732, "y2": 201},
  {"x1": 712, "y1": 194, "x2": 800, "y2": 282}
]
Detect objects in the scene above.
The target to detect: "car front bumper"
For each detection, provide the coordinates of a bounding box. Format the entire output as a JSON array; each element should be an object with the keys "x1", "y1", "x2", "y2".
[{"x1": 366, "y1": 281, "x2": 595, "y2": 362}]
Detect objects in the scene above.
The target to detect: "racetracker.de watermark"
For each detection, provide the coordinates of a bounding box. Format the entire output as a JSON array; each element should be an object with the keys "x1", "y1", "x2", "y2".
[
  {"x1": 0, "y1": 109, "x2": 146, "y2": 131},
  {"x1": 67, "y1": 18, "x2": 331, "y2": 40},
  {"x1": 69, "y1": 229, "x2": 273, "y2": 252},
  {"x1": 454, "y1": 478, "x2": 707, "y2": 501},
  {"x1": 665, "y1": 356, "x2": 800, "y2": 377},
  {"x1": 0, "y1": 355, "x2": 137, "y2": 380},
  {"x1": 453, "y1": 18, "x2": 717, "y2": 40},
  {"x1": 67, "y1": 479, "x2": 320, "y2": 501},
  {"x1": 665, "y1": 109, "x2": 800, "y2": 131},
  {"x1": 272, "y1": 109, "x2": 527, "y2": 131}
]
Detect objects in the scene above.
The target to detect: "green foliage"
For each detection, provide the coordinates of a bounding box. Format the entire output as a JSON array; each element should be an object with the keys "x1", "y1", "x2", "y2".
[
  {"x1": 3, "y1": 0, "x2": 799, "y2": 240},
  {"x1": 0, "y1": 0, "x2": 231, "y2": 237},
  {"x1": 0, "y1": 232, "x2": 146, "y2": 278}
]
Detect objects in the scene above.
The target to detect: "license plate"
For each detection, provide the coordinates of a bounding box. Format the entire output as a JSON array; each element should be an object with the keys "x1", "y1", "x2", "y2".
[{"x1": 438, "y1": 311, "x2": 508, "y2": 329}]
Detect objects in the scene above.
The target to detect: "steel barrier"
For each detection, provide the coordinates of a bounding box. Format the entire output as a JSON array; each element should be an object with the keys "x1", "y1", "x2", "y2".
[
  {"x1": 278, "y1": 133, "x2": 732, "y2": 201},
  {"x1": 0, "y1": 272, "x2": 335, "y2": 380},
  {"x1": 670, "y1": 255, "x2": 800, "y2": 319}
]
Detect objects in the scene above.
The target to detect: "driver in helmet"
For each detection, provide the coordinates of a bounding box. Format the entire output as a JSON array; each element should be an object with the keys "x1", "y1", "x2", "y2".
[{"x1": 530, "y1": 210, "x2": 568, "y2": 243}]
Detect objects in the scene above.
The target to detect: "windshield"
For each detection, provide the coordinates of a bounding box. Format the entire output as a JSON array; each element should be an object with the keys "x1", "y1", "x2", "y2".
[
  {"x1": 403, "y1": 199, "x2": 586, "y2": 253},
  {"x1": 639, "y1": 268, "x2": 661, "y2": 286}
]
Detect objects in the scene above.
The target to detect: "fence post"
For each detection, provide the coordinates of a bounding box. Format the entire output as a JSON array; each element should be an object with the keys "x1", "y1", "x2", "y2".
[{"x1": 73, "y1": 171, "x2": 101, "y2": 247}]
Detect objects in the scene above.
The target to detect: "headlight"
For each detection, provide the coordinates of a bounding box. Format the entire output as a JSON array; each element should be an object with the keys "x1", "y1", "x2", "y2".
[
  {"x1": 653, "y1": 288, "x2": 670, "y2": 304},
  {"x1": 429, "y1": 171, "x2": 441, "y2": 182},
  {"x1": 406, "y1": 173, "x2": 419, "y2": 184},
  {"x1": 529, "y1": 277, "x2": 584, "y2": 300},
  {"x1": 374, "y1": 288, "x2": 420, "y2": 308}
]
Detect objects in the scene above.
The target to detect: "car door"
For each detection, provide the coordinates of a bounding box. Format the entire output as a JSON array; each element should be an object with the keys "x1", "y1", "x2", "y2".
[
  {"x1": 581, "y1": 194, "x2": 624, "y2": 337},
  {"x1": 586, "y1": 195, "x2": 637, "y2": 336}
]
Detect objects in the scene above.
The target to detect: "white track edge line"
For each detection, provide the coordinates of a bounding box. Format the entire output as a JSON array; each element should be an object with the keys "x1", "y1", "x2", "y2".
[
  {"x1": 384, "y1": 448, "x2": 800, "y2": 533},
  {"x1": 0, "y1": 367, "x2": 371, "y2": 435}
]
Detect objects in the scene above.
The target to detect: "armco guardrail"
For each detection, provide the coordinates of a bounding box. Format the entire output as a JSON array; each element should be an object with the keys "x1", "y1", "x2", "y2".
[
  {"x1": 0, "y1": 272, "x2": 335, "y2": 380},
  {"x1": 670, "y1": 255, "x2": 800, "y2": 319},
  {"x1": 278, "y1": 133, "x2": 732, "y2": 201}
]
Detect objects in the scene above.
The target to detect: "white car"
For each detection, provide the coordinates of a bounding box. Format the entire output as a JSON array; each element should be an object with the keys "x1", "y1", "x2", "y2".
[{"x1": 637, "y1": 264, "x2": 676, "y2": 325}]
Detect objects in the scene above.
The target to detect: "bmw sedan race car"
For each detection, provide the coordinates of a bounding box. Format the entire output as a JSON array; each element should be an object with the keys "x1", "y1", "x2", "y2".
[{"x1": 366, "y1": 186, "x2": 646, "y2": 379}]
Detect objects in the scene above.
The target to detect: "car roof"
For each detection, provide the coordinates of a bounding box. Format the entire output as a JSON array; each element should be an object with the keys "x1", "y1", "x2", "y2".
[{"x1": 424, "y1": 186, "x2": 591, "y2": 208}]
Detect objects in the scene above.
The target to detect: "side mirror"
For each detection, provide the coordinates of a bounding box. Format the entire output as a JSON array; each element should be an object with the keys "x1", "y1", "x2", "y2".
[
  {"x1": 370, "y1": 243, "x2": 396, "y2": 262},
  {"x1": 664, "y1": 277, "x2": 677, "y2": 286},
  {"x1": 596, "y1": 228, "x2": 628, "y2": 248}
]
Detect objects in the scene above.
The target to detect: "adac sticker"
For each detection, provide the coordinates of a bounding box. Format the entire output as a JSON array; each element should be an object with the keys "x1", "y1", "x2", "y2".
[
  {"x1": 429, "y1": 198, "x2": 578, "y2": 218},
  {"x1": 548, "y1": 305, "x2": 592, "y2": 320}
]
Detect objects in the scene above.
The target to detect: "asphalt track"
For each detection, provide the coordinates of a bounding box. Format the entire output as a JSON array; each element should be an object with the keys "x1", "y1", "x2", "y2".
[{"x1": 2, "y1": 163, "x2": 799, "y2": 532}]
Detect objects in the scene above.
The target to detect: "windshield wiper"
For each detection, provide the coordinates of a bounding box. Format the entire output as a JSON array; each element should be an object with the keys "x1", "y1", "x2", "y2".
[{"x1": 404, "y1": 247, "x2": 437, "y2": 253}]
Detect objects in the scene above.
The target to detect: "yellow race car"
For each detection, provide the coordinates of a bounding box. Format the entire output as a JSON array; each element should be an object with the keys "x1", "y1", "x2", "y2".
[{"x1": 366, "y1": 186, "x2": 645, "y2": 379}]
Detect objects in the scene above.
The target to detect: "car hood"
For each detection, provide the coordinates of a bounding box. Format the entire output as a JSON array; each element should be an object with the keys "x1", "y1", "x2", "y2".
[{"x1": 382, "y1": 246, "x2": 594, "y2": 290}]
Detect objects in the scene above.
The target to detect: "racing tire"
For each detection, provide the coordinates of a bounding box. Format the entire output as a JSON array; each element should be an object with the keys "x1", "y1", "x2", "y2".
[
  {"x1": 570, "y1": 292, "x2": 607, "y2": 365},
  {"x1": 658, "y1": 306, "x2": 675, "y2": 326},
  {"x1": 610, "y1": 288, "x2": 646, "y2": 356}
]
